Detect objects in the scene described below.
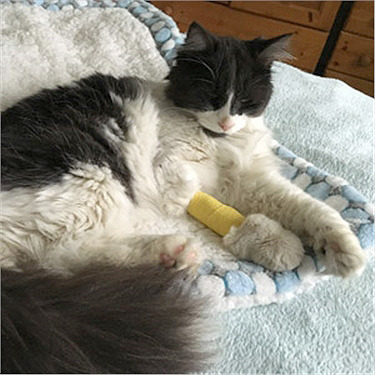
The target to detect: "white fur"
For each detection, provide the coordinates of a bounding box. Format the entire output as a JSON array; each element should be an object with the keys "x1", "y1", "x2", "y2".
[
  {"x1": 194, "y1": 93, "x2": 248, "y2": 135},
  {"x1": 1, "y1": 81, "x2": 365, "y2": 278}
]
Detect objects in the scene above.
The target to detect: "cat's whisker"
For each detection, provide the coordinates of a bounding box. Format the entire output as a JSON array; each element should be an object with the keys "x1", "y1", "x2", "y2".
[
  {"x1": 177, "y1": 57, "x2": 216, "y2": 81},
  {"x1": 215, "y1": 48, "x2": 225, "y2": 76},
  {"x1": 191, "y1": 78, "x2": 214, "y2": 85}
]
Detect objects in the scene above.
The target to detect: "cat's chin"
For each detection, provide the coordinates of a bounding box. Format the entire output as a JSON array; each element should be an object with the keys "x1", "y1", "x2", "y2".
[
  {"x1": 202, "y1": 127, "x2": 228, "y2": 138},
  {"x1": 199, "y1": 122, "x2": 244, "y2": 137}
]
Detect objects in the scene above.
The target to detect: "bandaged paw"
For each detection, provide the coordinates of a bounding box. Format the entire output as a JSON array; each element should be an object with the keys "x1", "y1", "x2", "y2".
[
  {"x1": 187, "y1": 192, "x2": 304, "y2": 272},
  {"x1": 187, "y1": 192, "x2": 245, "y2": 236}
]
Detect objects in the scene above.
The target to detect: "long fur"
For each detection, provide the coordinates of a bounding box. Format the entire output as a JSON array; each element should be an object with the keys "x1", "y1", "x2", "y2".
[
  {"x1": 2, "y1": 260, "x2": 216, "y2": 374},
  {"x1": 1, "y1": 22, "x2": 366, "y2": 374}
]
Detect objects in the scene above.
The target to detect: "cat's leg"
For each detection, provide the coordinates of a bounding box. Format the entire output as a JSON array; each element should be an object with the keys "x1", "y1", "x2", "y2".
[
  {"x1": 155, "y1": 159, "x2": 200, "y2": 216},
  {"x1": 0, "y1": 164, "x2": 135, "y2": 271},
  {"x1": 234, "y1": 171, "x2": 365, "y2": 277},
  {"x1": 122, "y1": 90, "x2": 200, "y2": 214},
  {"x1": 1, "y1": 164, "x2": 203, "y2": 273},
  {"x1": 117, "y1": 82, "x2": 201, "y2": 215},
  {"x1": 88, "y1": 234, "x2": 203, "y2": 272},
  {"x1": 119, "y1": 83, "x2": 161, "y2": 205}
]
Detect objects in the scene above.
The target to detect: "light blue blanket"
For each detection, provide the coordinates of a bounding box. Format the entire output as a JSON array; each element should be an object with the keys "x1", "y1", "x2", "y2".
[{"x1": 215, "y1": 63, "x2": 374, "y2": 373}]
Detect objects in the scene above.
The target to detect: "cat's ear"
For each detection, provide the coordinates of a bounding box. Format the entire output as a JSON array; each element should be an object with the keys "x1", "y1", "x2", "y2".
[
  {"x1": 184, "y1": 22, "x2": 215, "y2": 51},
  {"x1": 252, "y1": 34, "x2": 293, "y2": 66}
]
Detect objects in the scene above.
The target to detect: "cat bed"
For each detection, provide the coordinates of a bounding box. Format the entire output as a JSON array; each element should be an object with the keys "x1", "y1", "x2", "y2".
[{"x1": 2, "y1": 0, "x2": 374, "y2": 310}]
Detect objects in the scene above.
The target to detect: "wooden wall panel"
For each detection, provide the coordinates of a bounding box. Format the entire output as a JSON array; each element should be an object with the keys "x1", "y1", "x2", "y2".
[
  {"x1": 152, "y1": 1, "x2": 327, "y2": 72},
  {"x1": 344, "y1": 1, "x2": 374, "y2": 38},
  {"x1": 151, "y1": 1, "x2": 374, "y2": 96},
  {"x1": 230, "y1": 1, "x2": 340, "y2": 31},
  {"x1": 327, "y1": 31, "x2": 374, "y2": 81}
]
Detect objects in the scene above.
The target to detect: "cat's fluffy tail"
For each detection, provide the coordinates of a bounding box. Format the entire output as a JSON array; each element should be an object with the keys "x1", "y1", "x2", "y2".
[{"x1": 1, "y1": 262, "x2": 217, "y2": 374}]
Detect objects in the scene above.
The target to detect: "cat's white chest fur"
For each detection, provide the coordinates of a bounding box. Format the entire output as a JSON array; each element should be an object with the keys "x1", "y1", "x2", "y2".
[{"x1": 152, "y1": 83, "x2": 274, "y2": 211}]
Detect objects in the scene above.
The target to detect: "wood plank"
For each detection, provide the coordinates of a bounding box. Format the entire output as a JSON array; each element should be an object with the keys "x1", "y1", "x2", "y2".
[
  {"x1": 210, "y1": 1, "x2": 230, "y2": 4},
  {"x1": 325, "y1": 69, "x2": 374, "y2": 97},
  {"x1": 230, "y1": 1, "x2": 340, "y2": 31},
  {"x1": 328, "y1": 31, "x2": 374, "y2": 81},
  {"x1": 344, "y1": 1, "x2": 374, "y2": 38},
  {"x1": 152, "y1": 1, "x2": 328, "y2": 72}
]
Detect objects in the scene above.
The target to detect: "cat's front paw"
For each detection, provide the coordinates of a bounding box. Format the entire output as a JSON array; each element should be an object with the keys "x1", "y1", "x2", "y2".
[
  {"x1": 158, "y1": 162, "x2": 200, "y2": 216},
  {"x1": 320, "y1": 229, "x2": 366, "y2": 278},
  {"x1": 154, "y1": 235, "x2": 203, "y2": 272}
]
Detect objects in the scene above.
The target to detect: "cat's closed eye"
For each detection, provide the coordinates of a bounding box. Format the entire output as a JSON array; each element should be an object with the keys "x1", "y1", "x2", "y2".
[
  {"x1": 190, "y1": 77, "x2": 215, "y2": 88},
  {"x1": 240, "y1": 98, "x2": 251, "y2": 104}
]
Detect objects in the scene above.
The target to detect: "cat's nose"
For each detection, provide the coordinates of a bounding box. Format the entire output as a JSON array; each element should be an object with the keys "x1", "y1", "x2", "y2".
[{"x1": 219, "y1": 117, "x2": 234, "y2": 131}]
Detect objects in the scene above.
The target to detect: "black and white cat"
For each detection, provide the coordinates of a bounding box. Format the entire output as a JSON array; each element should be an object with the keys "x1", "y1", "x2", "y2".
[{"x1": 1, "y1": 23, "x2": 365, "y2": 373}]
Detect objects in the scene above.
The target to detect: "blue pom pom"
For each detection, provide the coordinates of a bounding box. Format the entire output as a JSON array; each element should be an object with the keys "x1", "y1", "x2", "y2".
[
  {"x1": 164, "y1": 49, "x2": 176, "y2": 62},
  {"x1": 280, "y1": 163, "x2": 298, "y2": 180},
  {"x1": 118, "y1": 0, "x2": 130, "y2": 8},
  {"x1": 47, "y1": 4, "x2": 59, "y2": 10},
  {"x1": 305, "y1": 181, "x2": 330, "y2": 201},
  {"x1": 274, "y1": 271, "x2": 300, "y2": 293},
  {"x1": 132, "y1": 5, "x2": 146, "y2": 16},
  {"x1": 198, "y1": 260, "x2": 214, "y2": 276},
  {"x1": 277, "y1": 145, "x2": 297, "y2": 160},
  {"x1": 357, "y1": 223, "x2": 374, "y2": 249},
  {"x1": 341, "y1": 208, "x2": 371, "y2": 222},
  {"x1": 341, "y1": 185, "x2": 368, "y2": 204},
  {"x1": 224, "y1": 270, "x2": 256, "y2": 296},
  {"x1": 144, "y1": 17, "x2": 160, "y2": 27},
  {"x1": 306, "y1": 166, "x2": 329, "y2": 180},
  {"x1": 154, "y1": 27, "x2": 171, "y2": 43}
]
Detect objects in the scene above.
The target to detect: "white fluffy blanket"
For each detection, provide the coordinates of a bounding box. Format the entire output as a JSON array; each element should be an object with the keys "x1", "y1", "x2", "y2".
[{"x1": 1, "y1": 4, "x2": 169, "y2": 110}]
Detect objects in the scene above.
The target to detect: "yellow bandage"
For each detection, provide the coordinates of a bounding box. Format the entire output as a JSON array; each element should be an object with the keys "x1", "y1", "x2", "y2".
[{"x1": 187, "y1": 191, "x2": 245, "y2": 237}]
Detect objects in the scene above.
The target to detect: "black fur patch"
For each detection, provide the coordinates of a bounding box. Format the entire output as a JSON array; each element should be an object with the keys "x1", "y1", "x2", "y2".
[
  {"x1": 167, "y1": 22, "x2": 291, "y2": 118},
  {"x1": 2, "y1": 261, "x2": 216, "y2": 373},
  {"x1": 1, "y1": 74, "x2": 142, "y2": 197}
]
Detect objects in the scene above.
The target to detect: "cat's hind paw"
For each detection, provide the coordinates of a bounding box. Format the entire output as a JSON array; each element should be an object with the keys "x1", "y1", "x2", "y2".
[{"x1": 155, "y1": 235, "x2": 203, "y2": 272}]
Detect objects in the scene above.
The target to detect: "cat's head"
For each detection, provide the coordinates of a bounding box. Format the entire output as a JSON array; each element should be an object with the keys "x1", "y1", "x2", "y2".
[{"x1": 166, "y1": 22, "x2": 292, "y2": 135}]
